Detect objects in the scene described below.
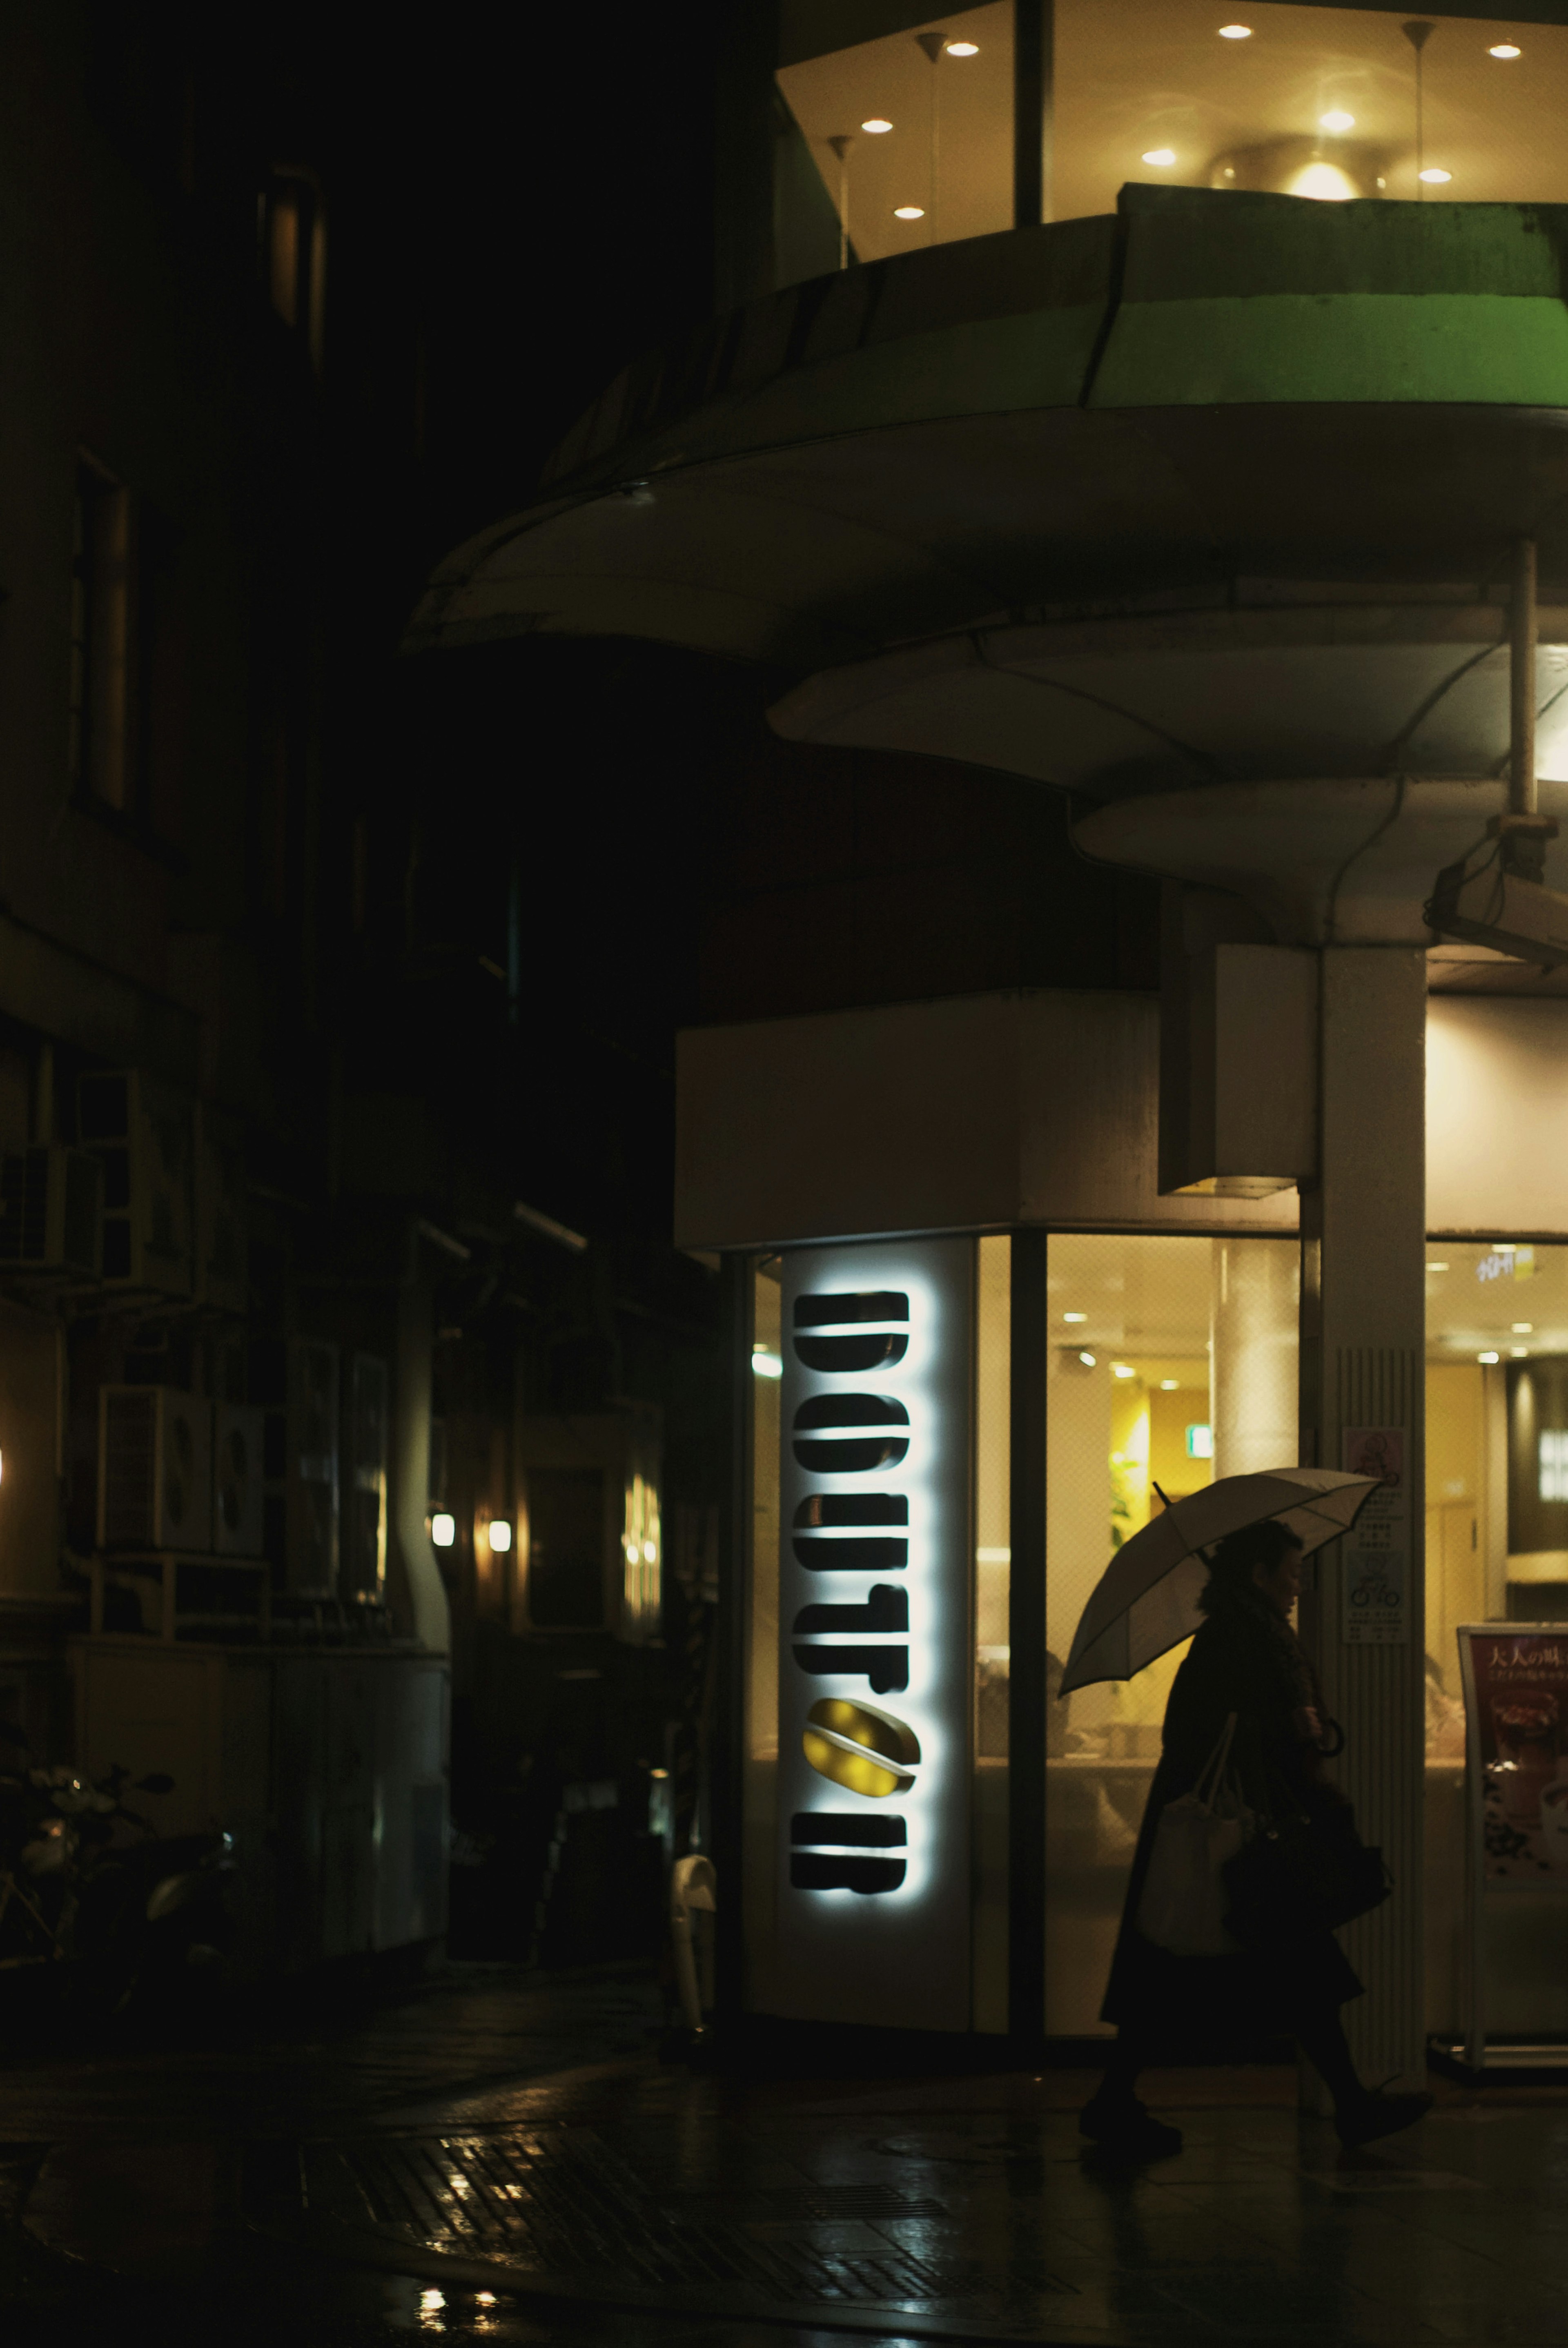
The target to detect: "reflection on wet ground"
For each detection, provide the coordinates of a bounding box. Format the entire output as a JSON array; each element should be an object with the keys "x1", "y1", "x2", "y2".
[{"x1": 8, "y1": 1967, "x2": 1568, "y2": 2343}]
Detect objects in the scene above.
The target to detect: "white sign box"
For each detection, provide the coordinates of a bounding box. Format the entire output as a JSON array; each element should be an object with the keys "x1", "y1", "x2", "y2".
[{"x1": 774, "y1": 1238, "x2": 973, "y2": 2030}]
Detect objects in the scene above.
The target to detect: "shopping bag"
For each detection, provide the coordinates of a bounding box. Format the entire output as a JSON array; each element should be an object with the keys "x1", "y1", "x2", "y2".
[{"x1": 1136, "y1": 1712, "x2": 1249, "y2": 1956}]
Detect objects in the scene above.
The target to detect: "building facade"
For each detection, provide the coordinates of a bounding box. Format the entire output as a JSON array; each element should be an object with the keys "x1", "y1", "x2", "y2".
[{"x1": 412, "y1": 0, "x2": 1568, "y2": 2078}]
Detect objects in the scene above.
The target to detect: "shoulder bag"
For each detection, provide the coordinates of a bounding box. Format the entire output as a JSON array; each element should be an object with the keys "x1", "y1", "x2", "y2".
[
  {"x1": 1136, "y1": 1711, "x2": 1251, "y2": 1957},
  {"x1": 1221, "y1": 1749, "x2": 1390, "y2": 1951}
]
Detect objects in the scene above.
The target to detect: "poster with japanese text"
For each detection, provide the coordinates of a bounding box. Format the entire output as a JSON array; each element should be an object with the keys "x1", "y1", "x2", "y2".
[
  {"x1": 1459, "y1": 1629, "x2": 1568, "y2": 1884},
  {"x1": 1341, "y1": 1427, "x2": 1408, "y2": 1646}
]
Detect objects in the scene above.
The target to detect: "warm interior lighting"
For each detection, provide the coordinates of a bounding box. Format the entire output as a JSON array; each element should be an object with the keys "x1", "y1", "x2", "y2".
[
  {"x1": 430, "y1": 1511, "x2": 456, "y2": 1548},
  {"x1": 752, "y1": 1346, "x2": 782, "y2": 1379},
  {"x1": 1515, "y1": 1323, "x2": 1535, "y2": 1334},
  {"x1": 1479, "y1": 1350, "x2": 1501, "y2": 1364},
  {"x1": 944, "y1": 39, "x2": 978, "y2": 54},
  {"x1": 1218, "y1": 22, "x2": 1252, "y2": 35},
  {"x1": 1142, "y1": 148, "x2": 1177, "y2": 167},
  {"x1": 1490, "y1": 42, "x2": 1521, "y2": 58},
  {"x1": 488, "y1": 1518, "x2": 512, "y2": 1554},
  {"x1": 893, "y1": 204, "x2": 925, "y2": 218},
  {"x1": 650, "y1": 1767, "x2": 669, "y2": 1780},
  {"x1": 1287, "y1": 160, "x2": 1359, "y2": 200},
  {"x1": 1513, "y1": 1347, "x2": 1530, "y2": 1358},
  {"x1": 1419, "y1": 167, "x2": 1453, "y2": 184},
  {"x1": 1063, "y1": 1311, "x2": 1087, "y2": 1323},
  {"x1": 1159, "y1": 1379, "x2": 1179, "y2": 1391},
  {"x1": 861, "y1": 117, "x2": 893, "y2": 133},
  {"x1": 1078, "y1": 1350, "x2": 1097, "y2": 1368},
  {"x1": 1427, "y1": 1261, "x2": 1449, "y2": 1272},
  {"x1": 1319, "y1": 109, "x2": 1355, "y2": 133},
  {"x1": 1111, "y1": 1363, "x2": 1135, "y2": 1380}
]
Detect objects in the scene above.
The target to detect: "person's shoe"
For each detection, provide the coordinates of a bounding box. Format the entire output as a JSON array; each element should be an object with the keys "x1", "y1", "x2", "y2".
[
  {"x1": 1079, "y1": 2090, "x2": 1183, "y2": 2161},
  {"x1": 1334, "y1": 2089, "x2": 1433, "y2": 2150}
]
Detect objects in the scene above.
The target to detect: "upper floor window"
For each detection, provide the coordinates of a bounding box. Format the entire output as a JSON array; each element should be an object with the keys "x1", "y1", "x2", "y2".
[
  {"x1": 260, "y1": 167, "x2": 326, "y2": 370},
  {"x1": 774, "y1": 1, "x2": 1568, "y2": 290},
  {"x1": 69, "y1": 456, "x2": 137, "y2": 812}
]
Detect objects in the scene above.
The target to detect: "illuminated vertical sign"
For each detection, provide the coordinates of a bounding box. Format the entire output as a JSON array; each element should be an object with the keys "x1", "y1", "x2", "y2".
[{"x1": 775, "y1": 1239, "x2": 973, "y2": 2031}]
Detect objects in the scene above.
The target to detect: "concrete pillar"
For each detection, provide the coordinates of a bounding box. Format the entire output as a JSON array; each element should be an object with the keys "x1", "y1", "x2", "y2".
[
  {"x1": 1298, "y1": 947, "x2": 1428, "y2": 2093},
  {"x1": 1210, "y1": 1239, "x2": 1298, "y2": 1482}
]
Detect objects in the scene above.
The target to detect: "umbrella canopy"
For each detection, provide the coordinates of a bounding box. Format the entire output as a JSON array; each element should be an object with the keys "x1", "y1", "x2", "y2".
[{"x1": 1058, "y1": 1468, "x2": 1380, "y2": 1697}]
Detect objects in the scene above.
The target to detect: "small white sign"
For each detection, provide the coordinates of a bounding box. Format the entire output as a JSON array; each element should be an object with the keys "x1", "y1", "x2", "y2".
[{"x1": 1341, "y1": 1426, "x2": 1408, "y2": 1645}]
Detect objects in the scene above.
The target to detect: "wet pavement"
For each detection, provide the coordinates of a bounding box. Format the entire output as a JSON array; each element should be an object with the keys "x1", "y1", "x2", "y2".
[{"x1": 6, "y1": 1964, "x2": 1568, "y2": 2344}]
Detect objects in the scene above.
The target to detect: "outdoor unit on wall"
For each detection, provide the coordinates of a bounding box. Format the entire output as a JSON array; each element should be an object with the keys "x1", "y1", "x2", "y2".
[
  {"x1": 287, "y1": 1338, "x2": 339, "y2": 1593},
  {"x1": 194, "y1": 1105, "x2": 247, "y2": 1314},
  {"x1": 98, "y1": 1387, "x2": 214, "y2": 1552},
  {"x1": 0, "y1": 1147, "x2": 102, "y2": 1276},
  {"x1": 343, "y1": 1352, "x2": 388, "y2": 1598},
  {"x1": 212, "y1": 1402, "x2": 266, "y2": 1557},
  {"x1": 77, "y1": 1071, "x2": 194, "y2": 1294}
]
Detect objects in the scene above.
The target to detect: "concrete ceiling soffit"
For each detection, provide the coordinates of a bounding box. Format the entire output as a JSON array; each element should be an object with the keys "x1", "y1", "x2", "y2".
[{"x1": 768, "y1": 606, "x2": 1568, "y2": 797}]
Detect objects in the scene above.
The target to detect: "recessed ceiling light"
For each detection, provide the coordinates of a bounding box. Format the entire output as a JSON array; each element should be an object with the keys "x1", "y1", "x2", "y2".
[
  {"x1": 1078, "y1": 1350, "x2": 1097, "y2": 1368},
  {"x1": 1142, "y1": 147, "x2": 1178, "y2": 167},
  {"x1": 1512, "y1": 1347, "x2": 1530, "y2": 1358},
  {"x1": 1159, "y1": 1379, "x2": 1179, "y2": 1390},
  {"x1": 1490, "y1": 42, "x2": 1521, "y2": 58},
  {"x1": 862, "y1": 117, "x2": 893, "y2": 133},
  {"x1": 1514, "y1": 1323, "x2": 1535, "y2": 1334},
  {"x1": 893, "y1": 204, "x2": 925, "y2": 219},
  {"x1": 1111, "y1": 1363, "x2": 1135, "y2": 1379},
  {"x1": 1218, "y1": 23, "x2": 1252, "y2": 36},
  {"x1": 1319, "y1": 109, "x2": 1355, "y2": 133},
  {"x1": 1419, "y1": 167, "x2": 1452, "y2": 184},
  {"x1": 1479, "y1": 1351, "x2": 1501, "y2": 1364},
  {"x1": 1063, "y1": 1312, "x2": 1087, "y2": 1323},
  {"x1": 944, "y1": 40, "x2": 979, "y2": 55},
  {"x1": 1427, "y1": 1261, "x2": 1449, "y2": 1272}
]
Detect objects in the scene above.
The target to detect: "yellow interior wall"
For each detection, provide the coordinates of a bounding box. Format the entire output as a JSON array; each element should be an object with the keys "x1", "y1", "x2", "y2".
[
  {"x1": 1100, "y1": 1361, "x2": 1211, "y2": 1732},
  {"x1": 1425, "y1": 1363, "x2": 1486, "y2": 1696}
]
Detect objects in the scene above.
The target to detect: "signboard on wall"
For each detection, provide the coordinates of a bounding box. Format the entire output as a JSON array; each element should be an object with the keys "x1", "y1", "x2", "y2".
[
  {"x1": 1457, "y1": 1626, "x2": 1568, "y2": 2069},
  {"x1": 775, "y1": 1238, "x2": 973, "y2": 2032},
  {"x1": 1341, "y1": 1426, "x2": 1409, "y2": 1645}
]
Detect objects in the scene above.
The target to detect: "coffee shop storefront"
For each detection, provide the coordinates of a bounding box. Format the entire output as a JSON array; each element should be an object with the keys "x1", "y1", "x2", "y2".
[{"x1": 678, "y1": 983, "x2": 1568, "y2": 2064}]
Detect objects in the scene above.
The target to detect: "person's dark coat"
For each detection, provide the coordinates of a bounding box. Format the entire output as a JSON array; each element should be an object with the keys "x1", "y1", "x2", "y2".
[{"x1": 1100, "y1": 1589, "x2": 1363, "y2": 2054}]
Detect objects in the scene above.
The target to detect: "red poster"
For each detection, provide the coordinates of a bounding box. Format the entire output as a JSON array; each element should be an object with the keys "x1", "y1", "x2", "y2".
[{"x1": 1463, "y1": 1630, "x2": 1568, "y2": 1882}]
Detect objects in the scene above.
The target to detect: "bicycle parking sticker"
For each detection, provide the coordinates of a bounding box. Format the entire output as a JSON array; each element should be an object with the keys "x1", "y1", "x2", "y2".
[{"x1": 1341, "y1": 1426, "x2": 1408, "y2": 1646}]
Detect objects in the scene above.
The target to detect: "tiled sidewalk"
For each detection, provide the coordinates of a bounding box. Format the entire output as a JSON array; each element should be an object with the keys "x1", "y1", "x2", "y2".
[{"x1": 13, "y1": 1969, "x2": 1568, "y2": 2345}]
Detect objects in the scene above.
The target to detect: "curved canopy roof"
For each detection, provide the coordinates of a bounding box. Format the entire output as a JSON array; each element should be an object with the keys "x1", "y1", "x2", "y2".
[{"x1": 408, "y1": 185, "x2": 1568, "y2": 671}]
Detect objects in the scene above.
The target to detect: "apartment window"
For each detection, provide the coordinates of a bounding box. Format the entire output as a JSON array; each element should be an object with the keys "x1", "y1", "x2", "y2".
[
  {"x1": 261, "y1": 167, "x2": 326, "y2": 370},
  {"x1": 69, "y1": 457, "x2": 137, "y2": 811}
]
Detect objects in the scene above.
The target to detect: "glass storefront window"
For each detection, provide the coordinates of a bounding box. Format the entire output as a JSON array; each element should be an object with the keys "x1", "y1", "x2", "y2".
[
  {"x1": 775, "y1": 5, "x2": 1013, "y2": 285},
  {"x1": 1045, "y1": 1231, "x2": 1298, "y2": 2038},
  {"x1": 1056, "y1": 2, "x2": 1568, "y2": 221},
  {"x1": 1424, "y1": 1239, "x2": 1568, "y2": 2034},
  {"x1": 744, "y1": 1258, "x2": 783, "y2": 2009},
  {"x1": 974, "y1": 1232, "x2": 1010, "y2": 2032},
  {"x1": 774, "y1": 4, "x2": 1568, "y2": 293}
]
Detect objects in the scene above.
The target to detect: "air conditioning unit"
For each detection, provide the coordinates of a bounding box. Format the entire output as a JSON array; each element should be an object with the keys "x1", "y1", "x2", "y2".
[
  {"x1": 287, "y1": 1338, "x2": 339, "y2": 1593},
  {"x1": 98, "y1": 1387, "x2": 213, "y2": 1552},
  {"x1": 343, "y1": 1353, "x2": 389, "y2": 1598},
  {"x1": 77, "y1": 1072, "x2": 194, "y2": 1294},
  {"x1": 194, "y1": 1106, "x2": 247, "y2": 1314},
  {"x1": 0, "y1": 1147, "x2": 102, "y2": 1276},
  {"x1": 212, "y1": 1402, "x2": 265, "y2": 1557}
]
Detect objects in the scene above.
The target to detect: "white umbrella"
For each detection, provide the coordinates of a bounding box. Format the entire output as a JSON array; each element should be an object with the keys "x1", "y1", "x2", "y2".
[{"x1": 1058, "y1": 1468, "x2": 1380, "y2": 1697}]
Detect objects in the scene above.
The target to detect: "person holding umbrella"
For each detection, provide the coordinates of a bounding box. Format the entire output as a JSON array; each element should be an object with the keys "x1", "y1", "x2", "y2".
[{"x1": 1062, "y1": 1472, "x2": 1434, "y2": 2163}]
